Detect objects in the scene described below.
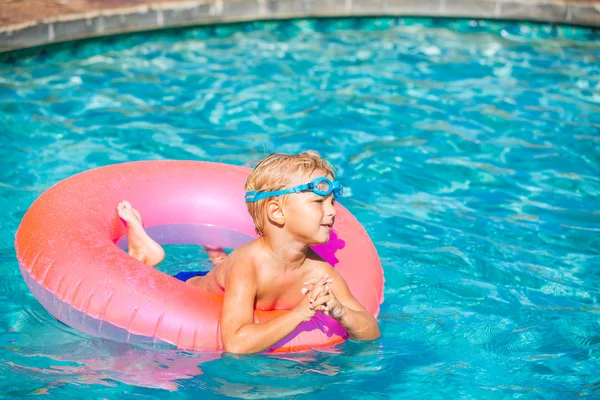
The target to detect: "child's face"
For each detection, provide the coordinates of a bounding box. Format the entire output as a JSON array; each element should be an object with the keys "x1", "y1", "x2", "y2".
[{"x1": 282, "y1": 169, "x2": 337, "y2": 245}]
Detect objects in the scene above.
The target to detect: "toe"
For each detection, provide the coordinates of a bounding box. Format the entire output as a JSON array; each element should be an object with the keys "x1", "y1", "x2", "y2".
[
  {"x1": 132, "y1": 208, "x2": 142, "y2": 223},
  {"x1": 117, "y1": 202, "x2": 135, "y2": 222},
  {"x1": 117, "y1": 203, "x2": 126, "y2": 218}
]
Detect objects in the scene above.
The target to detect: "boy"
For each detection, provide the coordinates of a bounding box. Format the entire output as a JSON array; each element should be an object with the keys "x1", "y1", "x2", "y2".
[{"x1": 117, "y1": 151, "x2": 380, "y2": 354}]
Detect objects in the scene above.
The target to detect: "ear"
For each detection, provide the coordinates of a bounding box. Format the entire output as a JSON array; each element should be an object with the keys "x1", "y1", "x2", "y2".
[{"x1": 266, "y1": 199, "x2": 285, "y2": 226}]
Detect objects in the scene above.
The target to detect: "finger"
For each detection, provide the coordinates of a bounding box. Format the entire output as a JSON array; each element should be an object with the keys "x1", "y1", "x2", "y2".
[
  {"x1": 309, "y1": 284, "x2": 325, "y2": 302},
  {"x1": 304, "y1": 276, "x2": 334, "y2": 286},
  {"x1": 306, "y1": 274, "x2": 328, "y2": 285},
  {"x1": 303, "y1": 282, "x2": 332, "y2": 293},
  {"x1": 325, "y1": 284, "x2": 336, "y2": 296},
  {"x1": 318, "y1": 285, "x2": 332, "y2": 297},
  {"x1": 300, "y1": 288, "x2": 309, "y2": 295},
  {"x1": 309, "y1": 282, "x2": 322, "y2": 293},
  {"x1": 303, "y1": 278, "x2": 319, "y2": 286},
  {"x1": 319, "y1": 275, "x2": 334, "y2": 288},
  {"x1": 316, "y1": 300, "x2": 335, "y2": 315},
  {"x1": 313, "y1": 284, "x2": 334, "y2": 300},
  {"x1": 313, "y1": 305, "x2": 326, "y2": 313},
  {"x1": 311, "y1": 294, "x2": 333, "y2": 308},
  {"x1": 302, "y1": 283, "x2": 315, "y2": 291}
]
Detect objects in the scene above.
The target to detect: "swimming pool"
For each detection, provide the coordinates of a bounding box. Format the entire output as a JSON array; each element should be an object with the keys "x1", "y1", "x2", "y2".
[{"x1": 1, "y1": 17, "x2": 599, "y2": 398}]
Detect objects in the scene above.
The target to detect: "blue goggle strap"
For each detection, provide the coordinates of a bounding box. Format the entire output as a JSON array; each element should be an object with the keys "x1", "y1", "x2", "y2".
[
  {"x1": 245, "y1": 184, "x2": 309, "y2": 203},
  {"x1": 245, "y1": 177, "x2": 342, "y2": 203}
]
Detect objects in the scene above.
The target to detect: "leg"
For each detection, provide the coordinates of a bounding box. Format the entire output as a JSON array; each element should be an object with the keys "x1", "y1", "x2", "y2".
[{"x1": 117, "y1": 201, "x2": 165, "y2": 267}]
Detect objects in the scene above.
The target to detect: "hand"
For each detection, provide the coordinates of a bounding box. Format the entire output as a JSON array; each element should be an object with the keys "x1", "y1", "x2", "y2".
[
  {"x1": 203, "y1": 245, "x2": 227, "y2": 266},
  {"x1": 294, "y1": 274, "x2": 331, "y2": 322},
  {"x1": 302, "y1": 275, "x2": 345, "y2": 320}
]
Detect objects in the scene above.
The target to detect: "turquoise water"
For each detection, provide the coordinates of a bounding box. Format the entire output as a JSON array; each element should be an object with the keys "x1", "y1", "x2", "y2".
[{"x1": 1, "y1": 17, "x2": 600, "y2": 398}]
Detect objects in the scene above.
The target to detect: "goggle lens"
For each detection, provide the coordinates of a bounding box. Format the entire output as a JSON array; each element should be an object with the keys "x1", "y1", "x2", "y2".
[
  {"x1": 311, "y1": 177, "x2": 342, "y2": 199},
  {"x1": 315, "y1": 180, "x2": 330, "y2": 193}
]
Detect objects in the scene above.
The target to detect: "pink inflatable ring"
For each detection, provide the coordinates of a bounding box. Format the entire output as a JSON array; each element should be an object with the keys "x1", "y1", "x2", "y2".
[{"x1": 15, "y1": 161, "x2": 384, "y2": 353}]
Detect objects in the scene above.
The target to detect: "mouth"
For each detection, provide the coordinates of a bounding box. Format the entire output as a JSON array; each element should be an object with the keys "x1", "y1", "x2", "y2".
[{"x1": 321, "y1": 222, "x2": 334, "y2": 230}]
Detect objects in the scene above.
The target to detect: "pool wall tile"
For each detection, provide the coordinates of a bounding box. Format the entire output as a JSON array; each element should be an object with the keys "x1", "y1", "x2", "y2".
[
  {"x1": 0, "y1": 0, "x2": 599, "y2": 53},
  {"x1": 499, "y1": 1, "x2": 568, "y2": 24},
  {"x1": 309, "y1": 0, "x2": 352, "y2": 16},
  {"x1": 0, "y1": 23, "x2": 49, "y2": 51},
  {"x1": 351, "y1": 0, "x2": 389, "y2": 14},
  {"x1": 443, "y1": 0, "x2": 499, "y2": 18},
  {"x1": 115, "y1": 8, "x2": 162, "y2": 30},
  {"x1": 52, "y1": 18, "x2": 99, "y2": 42},
  {"x1": 101, "y1": 14, "x2": 136, "y2": 33},
  {"x1": 267, "y1": 0, "x2": 312, "y2": 15},
  {"x1": 222, "y1": 0, "x2": 260, "y2": 18},
  {"x1": 568, "y1": 4, "x2": 600, "y2": 26},
  {"x1": 386, "y1": 0, "x2": 444, "y2": 16},
  {"x1": 161, "y1": 3, "x2": 214, "y2": 25}
]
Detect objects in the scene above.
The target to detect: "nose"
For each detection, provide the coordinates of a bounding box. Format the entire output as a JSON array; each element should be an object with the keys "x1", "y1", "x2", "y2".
[{"x1": 327, "y1": 197, "x2": 337, "y2": 217}]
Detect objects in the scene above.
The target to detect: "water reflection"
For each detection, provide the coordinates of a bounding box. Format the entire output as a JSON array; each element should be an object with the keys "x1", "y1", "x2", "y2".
[{"x1": 1, "y1": 16, "x2": 599, "y2": 399}]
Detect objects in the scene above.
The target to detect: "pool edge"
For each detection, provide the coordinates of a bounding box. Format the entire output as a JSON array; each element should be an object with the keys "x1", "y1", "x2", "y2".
[{"x1": 1, "y1": 0, "x2": 599, "y2": 54}]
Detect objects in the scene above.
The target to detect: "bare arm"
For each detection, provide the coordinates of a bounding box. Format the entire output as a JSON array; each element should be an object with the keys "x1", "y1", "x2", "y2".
[
  {"x1": 307, "y1": 269, "x2": 380, "y2": 341},
  {"x1": 220, "y1": 258, "x2": 326, "y2": 354}
]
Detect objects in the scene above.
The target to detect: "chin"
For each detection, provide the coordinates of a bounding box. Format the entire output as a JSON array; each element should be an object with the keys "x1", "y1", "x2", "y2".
[{"x1": 314, "y1": 233, "x2": 331, "y2": 245}]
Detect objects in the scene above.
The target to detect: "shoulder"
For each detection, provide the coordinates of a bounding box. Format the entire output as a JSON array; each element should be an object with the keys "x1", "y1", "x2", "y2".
[
  {"x1": 224, "y1": 238, "x2": 278, "y2": 276},
  {"x1": 223, "y1": 240, "x2": 263, "y2": 281},
  {"x1": 305, "y1": 248, "x2": 338, "y2": 279}
]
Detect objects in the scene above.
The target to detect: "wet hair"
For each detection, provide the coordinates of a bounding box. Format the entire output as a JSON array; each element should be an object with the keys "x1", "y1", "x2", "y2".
[{"x1": 245, "y1": 151, "x2": 335, "y2": 235}]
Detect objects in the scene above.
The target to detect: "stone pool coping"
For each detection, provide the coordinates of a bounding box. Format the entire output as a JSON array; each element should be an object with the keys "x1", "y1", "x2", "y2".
[{"x1": 1, "y1": 0, "x2": 599, "y2": 53}]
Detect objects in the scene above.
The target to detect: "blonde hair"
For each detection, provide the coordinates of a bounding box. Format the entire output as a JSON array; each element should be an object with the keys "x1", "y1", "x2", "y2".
[{"x1": 245, "y1": 151, "x2": 335, "y2": 235}]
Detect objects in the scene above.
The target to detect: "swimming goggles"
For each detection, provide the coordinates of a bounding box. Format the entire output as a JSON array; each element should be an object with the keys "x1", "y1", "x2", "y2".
[{"x1": 245, "y1": 177, "x2": 343, "y2": 203}]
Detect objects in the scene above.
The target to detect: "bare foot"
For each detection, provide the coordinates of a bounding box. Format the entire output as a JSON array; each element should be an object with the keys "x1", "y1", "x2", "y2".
[
  {"x1": 117, "y1": 201, "x2": 165, "y2": 267},
  {"x1": 203, "y1": 245, "x2": 228, "y2": 266}
]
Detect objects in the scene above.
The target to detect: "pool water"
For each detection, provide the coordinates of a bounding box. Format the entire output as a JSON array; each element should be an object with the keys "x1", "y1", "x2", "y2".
[{"x1": 1, "y1": 17, "x2": 599, "y2": 398}]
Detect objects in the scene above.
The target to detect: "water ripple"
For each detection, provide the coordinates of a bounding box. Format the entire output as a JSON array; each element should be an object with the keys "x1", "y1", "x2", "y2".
[{"x1": 1, "y1": 16, "x2": 599, "y2": 399}]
